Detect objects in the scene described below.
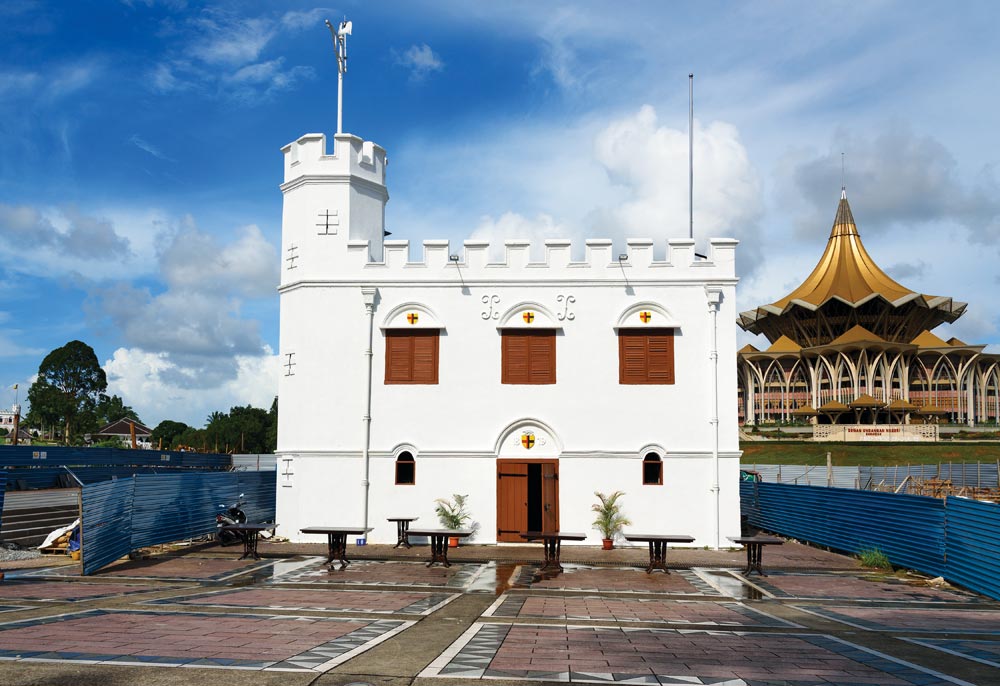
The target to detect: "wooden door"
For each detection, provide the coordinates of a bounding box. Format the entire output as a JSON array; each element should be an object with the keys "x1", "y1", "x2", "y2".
[
  {"x1": 496, "y1": 461, "x2": 528, "y2": 542},
  {"x1": 541, "y1": 462, "x2": 559, "y2": 531}
]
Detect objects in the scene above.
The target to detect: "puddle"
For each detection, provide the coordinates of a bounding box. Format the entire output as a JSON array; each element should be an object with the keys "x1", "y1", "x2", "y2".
[{"x1": 701, "y1": 569, "x2": 763, "y2": 600}]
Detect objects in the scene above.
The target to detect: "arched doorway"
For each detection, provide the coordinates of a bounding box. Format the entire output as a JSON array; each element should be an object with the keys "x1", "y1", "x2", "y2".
[{"x1": 495, "y1": 419, "x2": 561, "y2": 542}]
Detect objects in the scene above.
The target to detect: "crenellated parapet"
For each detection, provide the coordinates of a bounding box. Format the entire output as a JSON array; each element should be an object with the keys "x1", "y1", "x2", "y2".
[
  {"x1": 280, "y1": 132, "x2": 386, "y2": 190},
  {"x1": 332, "y1": 236, "x2": 738, "y2": 280}
]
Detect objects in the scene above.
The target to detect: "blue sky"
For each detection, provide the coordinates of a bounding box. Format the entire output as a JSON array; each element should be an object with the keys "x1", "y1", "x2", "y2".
[{"x1": 2, "y1": 1, "x2": 1000, "y2": 427}]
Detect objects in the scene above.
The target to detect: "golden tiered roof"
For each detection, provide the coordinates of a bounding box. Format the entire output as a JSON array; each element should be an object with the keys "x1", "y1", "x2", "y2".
[{"x1": 739, "y1": 190, "x2": 966, "y2": 345}]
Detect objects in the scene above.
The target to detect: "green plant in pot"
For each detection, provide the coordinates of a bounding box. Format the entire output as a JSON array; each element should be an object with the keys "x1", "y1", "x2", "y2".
[
  {"x1": 592, "y1": 490, "x2": 631, "y2": 550},
  {"x1": 435, "y1": 494, "x2": 471, "y2": 547}
]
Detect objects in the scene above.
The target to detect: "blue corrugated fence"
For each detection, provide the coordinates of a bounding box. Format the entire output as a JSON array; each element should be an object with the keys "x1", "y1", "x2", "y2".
[
  {"x1": 0, "y1": 470, "x2": 6, "y2": 531},
  {"x1": 81, "y1": 471, "x2": 274, "y2": 575},
  {"x1": 943, "y1": 497, "x2": 1000, "y2": 600},
  {"x1": 81, "y1": 479, "x2": 133, "y2": 576},
  {"x1": 742, "y1": 481, "x2": 1000, "y2": 599}
]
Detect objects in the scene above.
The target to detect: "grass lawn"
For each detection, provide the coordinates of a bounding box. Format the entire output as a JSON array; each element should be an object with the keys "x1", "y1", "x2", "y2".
[{"x1": 740, "y1": 441, "x2": 1000, "y2": 466}]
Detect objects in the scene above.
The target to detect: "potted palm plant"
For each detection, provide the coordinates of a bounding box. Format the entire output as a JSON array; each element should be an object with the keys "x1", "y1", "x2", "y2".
[
  {"x1": 435, "y1": 494, "x2": 471, "y2": 547},
  {"x1": 592, "y1": 490, "x2": 631, "y2": 550}
]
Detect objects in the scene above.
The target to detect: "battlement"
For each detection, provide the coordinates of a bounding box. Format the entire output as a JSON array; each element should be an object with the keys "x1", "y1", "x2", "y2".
[
  {"x1": 339, "y1": 236, "x2": 738, "y2": 279},
  {"x1": 280, "y1": 133, "x2": 386, "y2": 188}
]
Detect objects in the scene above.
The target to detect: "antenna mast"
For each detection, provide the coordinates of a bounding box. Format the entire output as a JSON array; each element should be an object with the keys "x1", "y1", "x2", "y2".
[
  {"x1": 689, "y1": 73, "x2": 694, "y2": 241},
  {"x1": 326, "y1": 18, "x2": 353, "y2": 134}
]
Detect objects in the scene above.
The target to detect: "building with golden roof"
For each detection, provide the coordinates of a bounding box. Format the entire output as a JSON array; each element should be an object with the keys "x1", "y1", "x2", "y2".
[{"x1": 737, "y1": 190, "x2": 999, "y2": 428}]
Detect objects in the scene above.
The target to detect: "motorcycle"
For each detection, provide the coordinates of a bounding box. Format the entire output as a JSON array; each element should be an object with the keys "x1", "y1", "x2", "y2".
[{"x1": 216, "y1": 493, "x2": 248, "y2": 545}]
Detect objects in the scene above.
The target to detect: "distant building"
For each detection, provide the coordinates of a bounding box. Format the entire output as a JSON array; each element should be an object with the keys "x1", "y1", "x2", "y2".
[
  {"x1": 275, "y1": 131, "x2": 741, "y2": 547},
  {"x1": 92, "y1": 418, "x2": 153, "y2": 448},
  {"x1": 738, "y1": 190, "x2": 999, "y2": 430}
]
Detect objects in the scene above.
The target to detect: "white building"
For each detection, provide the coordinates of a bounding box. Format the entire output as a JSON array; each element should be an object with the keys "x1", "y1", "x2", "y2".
[{"x1": 276, "y1": 131, "x2": 742, "y2": 547}]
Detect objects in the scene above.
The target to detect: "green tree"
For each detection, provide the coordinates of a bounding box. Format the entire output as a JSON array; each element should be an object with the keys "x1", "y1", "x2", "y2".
[
  {"x1": 26, "y1": 341, "x2": 107, "y2": 445},
  {"x1": 94, "y1": 394, "x2": 141, "y2": 427},
  {"x1": 266, "y1": 396, "x2": 277, "y2": 453},
  {"x1": 151, "y1": 420, "x2": 189, "y2": 449}
]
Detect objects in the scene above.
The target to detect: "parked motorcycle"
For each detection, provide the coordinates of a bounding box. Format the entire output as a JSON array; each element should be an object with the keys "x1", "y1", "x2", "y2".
[{"x1": 216, "y1": 494, "x2": 248, "y2": 545}]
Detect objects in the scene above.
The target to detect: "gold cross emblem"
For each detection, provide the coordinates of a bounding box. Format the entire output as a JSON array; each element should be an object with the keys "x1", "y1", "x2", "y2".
[
  {"x1": 639, "y1": 311, "x2": 652, "y2": 323},
  {"x1": 407, "y1": 312, "x2": 419, "y2": 324},
  {"x1": 522, "y1": 311, "x2": 535, "y2": 324}
]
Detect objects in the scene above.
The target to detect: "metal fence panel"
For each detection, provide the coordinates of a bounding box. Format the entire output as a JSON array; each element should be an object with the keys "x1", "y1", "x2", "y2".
[
  {"x1": 741, "y1": 481, "x2": 946, "y2": 576},
  {"x1": 81, "y1": 479, "x2": 133, "y2": 576},
  {"x1": 131, "y1": 473, "x2": 238, "y2": 550},
  {"x1": 0, "y1": 446, "x2": 230, "y2": 469},
  {"x1": 236, "y1": 471, "x2": 276, "y2": 523},
  {"x1": 0, "y1": 471, "x2": 5, "y2": 531},
  {"x1": 232, "y1": 454, "x2": 277, "y2": 471},
  {"x1": 742, "y1": 464, "x2": 860, "y2": 489},
  {"x1": 1, "y1": 488, "x2": 81, "y2": 547},
  {"x1": 944, "y1": 497, "x2": 1000, "y2": 600},
  {"x1": 862, "y1": 464, "x2": 1000, "y2": 491}
]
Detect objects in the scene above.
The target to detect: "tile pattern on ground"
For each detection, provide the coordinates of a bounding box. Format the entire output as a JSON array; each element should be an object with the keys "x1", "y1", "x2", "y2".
[
  {"x1": 749, "y1": 571, "x2": 982, "y2": 602},
  {"x1": 270, "y1": 557, "x2": 486, "y2": 589},
  {"x1": 23, "y1": 557, "x2": 273, "y2": 582},
  {"x1": 146, "y1": 587, "x2": 456, "y2": 615},
  {"x1": 486, "y1": 594, "x2": 796, "y2": 627},
  {"x1": 0, "y1": 580, "x2": 173, "y2": 602},
  {"x1": 0, "y1": 606, "x2": 30, "y2": 614},
  {"x1": 423, "y1": 622, "x2": 969, "y2": 685},
  {"x1": 904, "y1": 637, "x2": 1000, "y2": 669},
  {"x1": 512, "y1": 564, "x2": 721, "y2": 596},
  {"x1": 799, "y1": 605, "x2": 1000, "y2": 634},
  {"x1": 0, "y1": 609, "x2": 411, "y2": 672}
]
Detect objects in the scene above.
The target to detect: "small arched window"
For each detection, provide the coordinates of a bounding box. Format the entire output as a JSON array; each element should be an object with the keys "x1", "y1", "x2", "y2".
[
  {"x1": 642, "y1": 452, "x2": 663, "y2": 485},
  {"x1": 395, "y1": 451, "x2": 415, "y2": 485}
]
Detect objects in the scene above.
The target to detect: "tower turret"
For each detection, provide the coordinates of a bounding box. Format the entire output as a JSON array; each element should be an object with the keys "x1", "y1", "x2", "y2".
[{"x1": 279, "y1": 132, "x2": 388, "y2": 284}]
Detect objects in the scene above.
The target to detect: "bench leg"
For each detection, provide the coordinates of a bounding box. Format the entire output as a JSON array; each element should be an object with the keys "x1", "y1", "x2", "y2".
[
  {"x1": 646, "y1": 541, "x2": 669, "y2": 574},
  {"x1": 427, "y1": 536, "x2": 450, "y2": 567},
  {"x1": 743, "y1": 544, "x2": 766, "y2": 576}
]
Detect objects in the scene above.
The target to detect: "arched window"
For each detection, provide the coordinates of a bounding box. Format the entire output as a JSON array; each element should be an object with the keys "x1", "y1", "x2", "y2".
[
  {"x1": 642, "y1": 452, "x2": 663, "y2": 485},
  {"x1": 395, "y1": 451, "x2": 415, "y2": 485}
]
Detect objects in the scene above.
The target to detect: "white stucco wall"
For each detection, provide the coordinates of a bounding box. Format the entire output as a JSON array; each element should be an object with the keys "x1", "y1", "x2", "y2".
[{"x1": 276, "y1": 133, "x2": 742, "y2": 547}]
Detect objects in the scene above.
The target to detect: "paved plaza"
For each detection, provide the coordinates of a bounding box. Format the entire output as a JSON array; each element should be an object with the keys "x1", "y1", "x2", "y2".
[{"x1": 0, "y1": 542, "x2": 996, "y2": 685}]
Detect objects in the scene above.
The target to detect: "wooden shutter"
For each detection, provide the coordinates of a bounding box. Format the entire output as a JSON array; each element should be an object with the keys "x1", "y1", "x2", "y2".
[
  {"x1": 385, "y1": 331, "x2": 439, "y2": 384},
  {"x1": 619, "y1": 329, "x2": 674, "y2": 384},
  {"x1": 411, "y1": 332, "x2": 439, "y2": 384},
  {"x1": 502, "y1": 331, "x2": 555, "y2": 384}
]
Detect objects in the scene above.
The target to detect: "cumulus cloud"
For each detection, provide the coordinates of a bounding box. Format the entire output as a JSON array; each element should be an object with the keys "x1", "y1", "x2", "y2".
[
  {"x1": 885, "y1": 261, "x2": 928, "y2": 280},
  {"x1": 395, "y1": 44, "x2": 444, "y2": 80},
  {"x1": 589, "y1": 105, "x2": 763, "y2": 269},
  {"x1": 104, "y1": 347, "x2": 278, "y2": 427},
  {"x1": 0, "y1": 204, "x2": 132, "y2": 261},
  {"x1": 84, "y1": 221, "x2": 277, "y2": 400},
  {"x1": 785, "y1": 125, "x2": 1000, "y2": 242}
]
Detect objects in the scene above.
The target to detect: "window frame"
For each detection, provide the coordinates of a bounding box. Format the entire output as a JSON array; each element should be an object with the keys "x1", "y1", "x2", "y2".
[
  {"x1": 618, "y1": 328, "x2": 675, "y2": 385},
  {"x1": 501, "y1": 330, "x2": 556, "y2": 385},
  {"x1": 385, "y1": 329, "x2": 440, "y2": 385},
  {"x1": 394, "y1": 450, "x2": 416, "y2": 485},
  {"x1": 642, "y1": 452, "x2": 663, "y2": 486}
]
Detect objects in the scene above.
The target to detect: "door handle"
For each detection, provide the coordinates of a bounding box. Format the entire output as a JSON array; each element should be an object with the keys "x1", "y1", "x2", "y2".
[{"x1": 544, "y1": 504, "x2": 551, "y2": 512}]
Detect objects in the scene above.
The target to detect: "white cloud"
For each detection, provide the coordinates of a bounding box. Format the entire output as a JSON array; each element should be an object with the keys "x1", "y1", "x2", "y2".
[
  {"x1": 127, "y1": 134, "x2": 174, "y2": 161},
  {"x1": 147, "y1": 7, "x2": 324, "y2": 101},
  {"x1": 0, "y1": 204, "x2": 132, "y2": 264},
  {"x1": 159, "y1": 223, "x2": 277, "y2": 298},
  {"x1": 395, "y1": 44, "x2": 444, "y2": 80},
  {"x1": 104, "y1": 347, "x2": 278, "y2": 427}
]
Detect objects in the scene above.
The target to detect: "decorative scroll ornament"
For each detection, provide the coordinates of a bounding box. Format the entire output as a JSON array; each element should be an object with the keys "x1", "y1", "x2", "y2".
[
  {"x1": 522, "y1": 311, "x2": 535, "y2": 324},
  {"x1": 521, "y1": 431, "x2": 535, "y2": 449},
  {"x1": 406, "y1": 312, "x2": 419, "y2": 325},
  {"x1": 481, "y1": 294, "x2": 500, "y2": 320},
  {"x1": 640, "y1": 311, "x2": 653, "y2": 323},
  {"x1": 556, "y1": 294, "x2": 576, "y2": 321}
]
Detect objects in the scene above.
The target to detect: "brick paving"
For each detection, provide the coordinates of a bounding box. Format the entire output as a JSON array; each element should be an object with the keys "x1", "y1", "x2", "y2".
[
  {"x1": 487, "y1": 594, "x2": 794, "y2": 627},
  {"x1": 750, "y1": 571, "x2": 980, "y2": 602},
  {"x1": 426, "y1": 623, "x2": 963, "y2": 684},
  {"x1": 800, "y1": 605, "x2": 1000, "y2": 633},
  {"x1": 270, "y1": 557, "x2": 486, "y2": 588},
  {"x1": 904, "y1": 637, "x2": 1000, "y2": 669},
  {"x1": 29, "y1": 556, "x2": 271, "y2": 581},
  {"x1": 0, "y1": 609, "x2": 411, "y2": 670},
  {"x1": 0, "y1": 580, "x2": 167, "y2": 602},
  {"x1": 150, "y1": 587, "x2": 455, "y2": 614},
  {"x1": 514, "y1": 564, "x2": 719, "y2": 595}
]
